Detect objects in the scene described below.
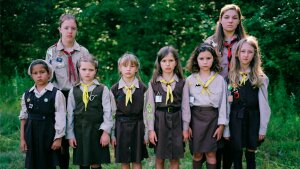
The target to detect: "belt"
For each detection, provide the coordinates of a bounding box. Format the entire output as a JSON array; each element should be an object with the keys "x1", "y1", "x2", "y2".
[
  {"x1": 116, "y1": 115, "x2": 142, "y2": 122},
  {"x1": 28, "y1": 113, "x2": 54, "y2": 120},
  {"x1": 157, "y1": 107, "x2": 181, "y2": 113}
]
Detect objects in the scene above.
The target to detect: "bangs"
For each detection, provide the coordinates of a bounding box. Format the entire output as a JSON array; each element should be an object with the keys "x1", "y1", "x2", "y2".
[{"x1": 118, "y1": 54, "x2": 139, "y2": 68}]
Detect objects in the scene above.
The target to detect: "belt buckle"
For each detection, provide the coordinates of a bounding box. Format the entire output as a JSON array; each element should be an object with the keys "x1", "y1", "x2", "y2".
[{"x1": 167, "y1": 107, "x2": 173, "y2": 113}]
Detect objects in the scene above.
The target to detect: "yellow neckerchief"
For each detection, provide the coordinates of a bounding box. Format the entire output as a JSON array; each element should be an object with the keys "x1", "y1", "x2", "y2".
[
  {"x1": 81, "y1": 82, "x2": 94, "y2": 111},
  {"x1": 124, "y1": 84, "x2": 135, "y2": 106},
  {"x1": 239, "y1": 72, "x2": 248, "y2": 86},
  {"x1": 160, "y1": 79, "x2": 175, "y2": 104},
  {"x1": 196, "y1": 73, "x2": 218, "y2": 95}
]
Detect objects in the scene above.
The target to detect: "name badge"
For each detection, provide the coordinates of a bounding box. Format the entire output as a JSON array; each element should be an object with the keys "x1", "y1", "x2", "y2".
[
  {"x1": 28, "y1": 104, "x2": 33, "y2": 109},
  {"x1": 155, "y1": 95, "x2": 162, "y2": 103},
  {"x1": 189, "y1": 96, "x2": 195, "y2": 103}
]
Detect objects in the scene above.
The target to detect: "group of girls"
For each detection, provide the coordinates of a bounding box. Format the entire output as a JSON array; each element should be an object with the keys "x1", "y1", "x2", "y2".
[{"x1": 19, "y1": 3, "x2": 270, "y2": 169}]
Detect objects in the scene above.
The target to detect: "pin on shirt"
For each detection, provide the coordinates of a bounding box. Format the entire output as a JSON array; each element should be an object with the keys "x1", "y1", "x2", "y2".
[{"x1": 44, "y1": 98, "x2": 48, "y2": 102}]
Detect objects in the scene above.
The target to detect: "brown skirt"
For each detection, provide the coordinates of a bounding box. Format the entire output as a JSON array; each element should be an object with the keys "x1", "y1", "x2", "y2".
[
  {"x1": 154, "y1": 110, "x2": 184, "y2": 159},
  {"x1": 189, "y1": 106, "x2": 218, "y2": 153}
]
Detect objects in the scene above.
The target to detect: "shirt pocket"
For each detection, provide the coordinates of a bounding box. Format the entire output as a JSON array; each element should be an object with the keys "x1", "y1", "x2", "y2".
[
  {"x1": 209, "y1": 87, "x2": 222, "y2": 105},
  {"x1": 52, "y1": 57, "x2": 67, "y2": 79}
]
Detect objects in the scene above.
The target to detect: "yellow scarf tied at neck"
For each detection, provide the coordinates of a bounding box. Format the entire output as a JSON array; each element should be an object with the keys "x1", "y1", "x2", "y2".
[
  {"x1": 239, "y1": 72, "x2": 248, "y2": 86},
  {"x1": 125, "y1": 85, "x2": 135, "y2": 106},
  {"x1": 81, "y1": 83, "x2": 94, "y2": 111},
  {"x1": 197, "y1": 73, "x2": 218, "y2": 95},
  {"x1": 160, "y1": 79, "x2": 175, "y2": 104}
]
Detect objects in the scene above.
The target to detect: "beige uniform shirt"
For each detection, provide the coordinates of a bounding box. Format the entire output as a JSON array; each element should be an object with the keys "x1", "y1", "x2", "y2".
[
  {"x1": 205, "y1": 35, "x2": 239, "y2": 78},
  {"x1": 19, "y1": 83, "x2": 66, "y2": 140},
  {"x1": 66, "y1": 79, "x2": 113, "y2": 139},
  {"x1": 144, "y1": 75, "x2": 191, "y2": 132},
  {"x1": 45, "y1": 39, "x2": 89, "y2": 91},
  {"x1": 186, "y1": 72, "x2": 227, "y2": 125}
]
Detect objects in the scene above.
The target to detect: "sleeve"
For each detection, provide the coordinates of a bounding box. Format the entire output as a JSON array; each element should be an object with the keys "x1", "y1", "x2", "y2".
[
  {"x1": 19, "y1": 93, "x2": 28, "y2": 120},
  {"x1": 181, "y1": 81, "x2": 191, "y2": 131},
  {"x1": 143, "y1": 90, "x2": 149, "y2": 141},
  {"x1": 217, "y1": 78, "x2": 227, "y2": 125},
  {"x1": 258, "y1": 76, "x2": 271, "y2": 135},
  {"x1": 223, "y1": 81, "x2": 232, "y2": 137},
  {"x1": 45, "y1": 47, "x2": 53, "y2": 64},
  {"x1": 66, "y1": 88, "x2": 75, "y2": 139},
  {"x1": 144, "y1": 82, "x2": 155, "y2": 131},
  {"x1": 109, "y1": 90, "x2": 117, "y2": 139},
  {"x1": 54, "y1": 90, "x2": 67, "y2": 140},
  {"x1": 100, "y1": 86, "x2": 113, "y2": 133}
]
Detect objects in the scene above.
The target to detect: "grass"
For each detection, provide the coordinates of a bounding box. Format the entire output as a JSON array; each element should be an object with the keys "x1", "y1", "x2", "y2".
[{"x1": 0, "y1": 73, "x2": 299, "y2": 169}]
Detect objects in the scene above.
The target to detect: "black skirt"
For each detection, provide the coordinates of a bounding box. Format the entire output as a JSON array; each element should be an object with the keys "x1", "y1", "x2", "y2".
[
  {"x1": 115, "y1": 118, "x2": 148, "y2": 163},
  {"x1": 25, "y1": 118, "x2": 59, "y2": 169},
  {"x1": 229, "y1": 108, "x2": 262, "y2": 150},
  {"x1": 189, "y1": 106, "x2": 218, "y2": 153}
]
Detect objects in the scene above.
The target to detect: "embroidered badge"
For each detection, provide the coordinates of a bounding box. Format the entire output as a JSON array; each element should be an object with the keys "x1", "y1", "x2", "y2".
[
  {"x1": 56, "y1": 57, "x2": 63, "y2": 62},
  {"x1": 26, "y1": 98, "x2": 30, "y2": 102},
  {"x1": 146, "y1": 104, "x2": 152, "y2": 114},
  {"x1": 44, "y1": 98, "x2": 48, "y2": 102}
]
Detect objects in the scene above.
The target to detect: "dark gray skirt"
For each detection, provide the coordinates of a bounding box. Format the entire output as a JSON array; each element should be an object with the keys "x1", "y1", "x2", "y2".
[
  {"x1": 189, "y1": 106, "x2": 218, "y2": 153},
  {"x1": 115, "y1": 118, "x2": 148, "y2": 163},
  {"x1": 154, "y1": 109, "x2": 184, "y2": 159}
]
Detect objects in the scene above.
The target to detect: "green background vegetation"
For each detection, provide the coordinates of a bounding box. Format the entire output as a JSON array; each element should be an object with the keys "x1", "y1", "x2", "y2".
[{"x1": 0, "y1": 0, "x2": 299, "y2": 168}]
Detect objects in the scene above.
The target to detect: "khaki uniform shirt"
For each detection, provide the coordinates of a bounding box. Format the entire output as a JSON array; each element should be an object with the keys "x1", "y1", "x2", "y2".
[
  {"x1": 45, "y1": 39, "x2": 89, "y2": 91},
  {"x1": 186, "y1": 72, "x2": 227, "y2": 125}
]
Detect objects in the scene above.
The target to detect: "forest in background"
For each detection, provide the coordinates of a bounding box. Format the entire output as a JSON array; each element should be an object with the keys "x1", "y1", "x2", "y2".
[
  {"x1": 0, "y1": 0, "x2": 300, "y2": 168},
  {"x1": 1, "y1": 0, "x2": 299, "y2": 101}
]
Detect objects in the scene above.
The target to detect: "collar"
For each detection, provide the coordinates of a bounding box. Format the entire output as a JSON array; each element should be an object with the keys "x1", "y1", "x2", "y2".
[
  {"x1": 156, "y1": 74, "x2": 179, "y2": 82},
  {"x1": 56, "y1": 39, "x2": 81, "y2": 51},
  {"x1": 75, "y1": 79, "x2": 100, "y2": 86},
  {"x1": 193, "y1": 71, "x2": 216, "y2": 79},
  {"x1": 118, "y1": 77, "x2": 139, "y2": 89},
  {"x1": 29, "y1": 83, "x2": 54, "y2": 92},
  {"x1": 225, "y1": 34, "x2": 238, "y2": 43}
]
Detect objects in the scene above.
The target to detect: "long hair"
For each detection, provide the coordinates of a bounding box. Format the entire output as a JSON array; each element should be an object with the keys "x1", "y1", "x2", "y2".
[
  {"x1": 212, "y1": 4, "x2": 246, "y2": 53},
  {"x1": 118, "y1": 52, "x2": 142, "y2": 81},
  {"x1": 229, "y1": 36, "x2": 265, "y2": 87},
  {"x1": 186, "y1": 43, "x2": 222, "y2": 73},
  {"x1": 151, "y1": 46, "x2": 184, "y2": 82}
]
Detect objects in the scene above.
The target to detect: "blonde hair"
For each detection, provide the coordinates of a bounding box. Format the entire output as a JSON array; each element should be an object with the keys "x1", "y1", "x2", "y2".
[
  {"x1": 118, "y1": 53, "x2": 141, "y2": 80},
  {"x1": 58, "y1": 14, "x2": 78, "y2": 27},
  {"x1": 77, "y1": 55, "x2": 98, "y2": 71},
  {"x1": 229, "y1": 36, "x2": 265, "y2": 87}
]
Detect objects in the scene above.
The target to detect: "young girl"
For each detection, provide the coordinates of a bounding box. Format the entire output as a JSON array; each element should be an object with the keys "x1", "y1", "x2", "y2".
[
  {"x1": 145, "y1": 46, "x2": 190, "y2": 169},
  {"x1": 19, "y1": 59, "x2": 66, "y2": 169},
  {"x1": 205, "y1": 4, "x2": 247, "y2": 169},
  {"x1": 110, "y1": 53, "x2": 148, "y2": 169},
  {"x1": 205, "y1": 4, "x2": 247, "y2": 79},
  {"x1": 45, "y1": 13, "x2": 90, "y2": 169},
  {"x1": 226, "y1": 36, "x2": 271, "y2": 169},
  {"x1": 186, "y1": 43, "x2": 227, "y2": 169},
  {"x1": 66, "y1": 56, "x2": 113, "y2": 169}
]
